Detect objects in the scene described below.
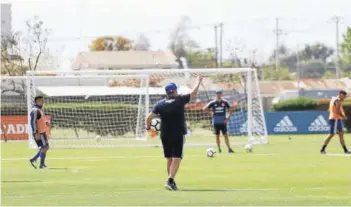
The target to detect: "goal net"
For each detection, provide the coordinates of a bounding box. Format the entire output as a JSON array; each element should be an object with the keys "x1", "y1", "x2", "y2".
[
  {"x1": 26, "y1": 68, "x2": 268, "y2": 148},
  {"x1": 26, "y1": 73, "x2": 149, "y2": 148}
]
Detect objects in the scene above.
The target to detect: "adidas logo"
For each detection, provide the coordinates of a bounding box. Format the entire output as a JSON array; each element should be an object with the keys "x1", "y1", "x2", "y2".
[
  {"x1": 308, "y1": 115, "x2": 329, "y2": 132},
  {"x1": 273, "y1": 116, "x2": 297, "y2": 132}
]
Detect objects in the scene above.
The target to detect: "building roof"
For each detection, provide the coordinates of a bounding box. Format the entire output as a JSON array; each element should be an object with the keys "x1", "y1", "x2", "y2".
[
  {"x1": 72, "y1": 51, "x2": 178, "y2": 70},
  {"x1": 259, "y1": 79, "x2": 349, "y2": 96}
]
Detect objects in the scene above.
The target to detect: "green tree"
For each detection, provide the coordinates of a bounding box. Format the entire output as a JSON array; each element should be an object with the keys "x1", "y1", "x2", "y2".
[
  {"x1": 340, "y1": 27, "x2": 351, "y2": 77},
  {"x1": 187, "y1": 48, "x2": 216, "y2": 68},
  {"x1": 299, "y1": 60, "x2": 327, "y2": 79},
  {"x1": 90, "y1": 36, "x2": 133, "y2": 51},
  {"x1": 323, "y1": 71, "x2": 335, "y2": 79},
  {"x1": 169, "y1": 16, "x2": 199, "y2": 67},
  {"x1": 268, "y1": 43, "x2": 335, "y2": 78},
  {"x1": 301, "y1": 43, "x2": 334, "y2": 62},
  {"x1": 263, "y1": 66, "x2": 294, "y2": 80},
  {"x1": 270, "y1": 43, "x2": 334, "y2": 71},
  {"x1": 341, "y1": 27, "x2": 351, "y2": 65}
]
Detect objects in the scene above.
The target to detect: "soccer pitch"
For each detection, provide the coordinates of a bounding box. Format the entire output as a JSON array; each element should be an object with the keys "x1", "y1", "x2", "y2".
[{"x1": 1, "y1": 134, "x2": 351, "y2": 206}]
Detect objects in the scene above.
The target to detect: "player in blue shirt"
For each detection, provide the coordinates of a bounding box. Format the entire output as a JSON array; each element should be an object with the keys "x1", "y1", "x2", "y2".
[
  {"x1": 145, "y1": 75, "x2": 203, "y2": 191},
  {"x1": 203, "y1": 89, "x2": 234, "y2": 153}
]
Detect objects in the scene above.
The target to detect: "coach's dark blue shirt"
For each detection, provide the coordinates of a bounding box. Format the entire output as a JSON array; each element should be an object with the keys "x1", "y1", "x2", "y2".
[
  {"x1": 205, "y1": 99, "x2": 230, "y2": 125},
  {"x1": 152, "y1": 94, "x2": 191, "y2": 137}
]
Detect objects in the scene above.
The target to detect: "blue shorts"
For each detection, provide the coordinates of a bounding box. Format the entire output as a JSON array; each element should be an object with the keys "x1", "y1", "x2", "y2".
[
  {"x1": 34, "y1": 132, "x2": 49, "y2": 148},
  {"x1": 329, "y1": 119, "x2": 343, "y2": 134}
]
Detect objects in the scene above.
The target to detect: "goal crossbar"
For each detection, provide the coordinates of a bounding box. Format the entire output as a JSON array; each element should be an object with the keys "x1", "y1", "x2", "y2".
[{"x1": 26, "y1": 68, "x2": 254, "y2": 76}]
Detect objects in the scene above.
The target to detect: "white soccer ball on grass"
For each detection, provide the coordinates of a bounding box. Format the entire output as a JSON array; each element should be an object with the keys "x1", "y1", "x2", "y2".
[
  {"x1": 206, "y1": 148, "x2": 216, "y2": 158},
  {"x1": 244, "y1": 144, "x2": 253, "y2": 153}
]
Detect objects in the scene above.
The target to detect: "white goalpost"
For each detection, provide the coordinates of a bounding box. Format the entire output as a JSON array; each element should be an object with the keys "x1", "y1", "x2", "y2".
[
  {"x1": 25, "y1": 68, "x2": 268, "y2": 148},
  {"x1": 26, "y1": 72, "x2": 149, "y2": 148}
]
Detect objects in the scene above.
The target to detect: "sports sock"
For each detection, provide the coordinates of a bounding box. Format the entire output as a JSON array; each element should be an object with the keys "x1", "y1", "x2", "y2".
[
  {"x1": 168, "y1": 178, "x2": 174, "y2": 184},
  {"x1": 40, "y1": 151, "x2": 46, "y2": 167},
  {"x1": 342, "y1": 145, "x2": 348, "y2": 152},
  {"x1": 31, "y1": 149, "x2": 41, "y2": 161},
  {"x1": 321, "y1": 145, "x2": 327, "y2": 152}
]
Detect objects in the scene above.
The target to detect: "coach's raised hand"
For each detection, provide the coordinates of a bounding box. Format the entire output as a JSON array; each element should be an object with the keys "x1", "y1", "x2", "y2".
[{"x1": 190, "y1": 75, "x2": 203, "y2": 100}]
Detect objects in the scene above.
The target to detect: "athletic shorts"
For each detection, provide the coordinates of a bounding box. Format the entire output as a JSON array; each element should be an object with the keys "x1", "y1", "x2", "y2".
[
  {"x1": 34, "y1": 132, "x2": 49, "y2": 148},
  {"x1": 160, "y1": 135, "x2": 185, "y2": 159},
  {"x1": 329, "y1": 119, "x2": 343, "y2": 134},
  {"x1": 213, "y1": 124, "x2": 227, "y2": 135}
]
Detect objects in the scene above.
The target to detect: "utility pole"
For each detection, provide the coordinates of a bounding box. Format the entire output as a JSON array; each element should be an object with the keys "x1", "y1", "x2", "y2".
[
  {"x1": 214, "y1": 25, "x2": 218, "y2": 68},
  {"x1": 273, "y1": 17, "x2": 284, "y2": 69},
  {"x1": 251, "y1": 49, "x2": 257, "y2": 64},
  {"x1": 296, "y1": 45, "x2": 301, "y2": 93},
  {"x1": 331, "y1": 16, "x2": 341, "y2": 78},
  {"x1": 219, "y1": 22, "x2": 223, "y2": 68}
]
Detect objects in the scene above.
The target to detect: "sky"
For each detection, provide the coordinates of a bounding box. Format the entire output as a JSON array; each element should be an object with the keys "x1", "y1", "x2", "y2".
[{"x1": 2, "y1": 0, "x2": 351, "y2": 70}]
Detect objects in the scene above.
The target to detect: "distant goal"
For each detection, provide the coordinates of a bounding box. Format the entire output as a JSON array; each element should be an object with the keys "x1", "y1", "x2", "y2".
[{"x1": 26, "y1": 68, "x2": 268, "y2": 148}]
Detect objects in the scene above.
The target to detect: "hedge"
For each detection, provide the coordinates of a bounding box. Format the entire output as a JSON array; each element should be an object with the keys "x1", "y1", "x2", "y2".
[{"x1": 272, "y1": 97, "x2": 318, "y2": 111}]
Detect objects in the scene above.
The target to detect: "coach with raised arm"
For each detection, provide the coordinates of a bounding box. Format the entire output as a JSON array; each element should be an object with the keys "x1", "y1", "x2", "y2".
[{"x1": 145, "y1": 75, "x2": 203, "y2": 191}]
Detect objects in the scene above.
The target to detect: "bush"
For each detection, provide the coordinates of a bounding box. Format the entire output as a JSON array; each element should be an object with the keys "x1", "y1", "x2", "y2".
[{"x1": 272, "y1": 97, "x2": 318, "y2": 111}]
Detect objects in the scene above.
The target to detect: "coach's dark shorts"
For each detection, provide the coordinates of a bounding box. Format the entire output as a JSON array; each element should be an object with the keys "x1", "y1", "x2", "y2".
[
  {"x1": 160, "y1": 135, "x2": 184, "y2": 159},
  {"x1": 329, "y1": 119, "x2": 343, "y2": 134},
  {"x1": 214, "y1": 124, "x2": 227, "y2": 135},
  {"x1": 34, "y1": 132, "x2": 49, "y2": 148}
]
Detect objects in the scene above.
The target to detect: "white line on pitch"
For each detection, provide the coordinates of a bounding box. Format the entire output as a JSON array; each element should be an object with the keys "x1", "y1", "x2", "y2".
[
  {"x1": 305, "y1": 186, "x2": 349, "y2": 190},
  {"x1": 1, "y1": 153, "x2": 280, "y2": 161},
  {"x1": 1, "y1": 155, "x2": 205, "y2": 161},
  {"x1": 325, "y1": 153, "x2": 351, "y2": 157}
]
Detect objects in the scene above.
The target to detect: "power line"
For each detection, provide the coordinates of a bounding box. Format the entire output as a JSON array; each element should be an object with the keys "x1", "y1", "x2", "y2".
[{"x1": 40, "y1": 17, "x2": 337, "y2": 43}]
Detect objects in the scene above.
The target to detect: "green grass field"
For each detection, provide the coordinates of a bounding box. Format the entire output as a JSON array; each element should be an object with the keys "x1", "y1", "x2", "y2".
[{"x1": 1, "y1": 134, "x2": 351, "y2": 206}]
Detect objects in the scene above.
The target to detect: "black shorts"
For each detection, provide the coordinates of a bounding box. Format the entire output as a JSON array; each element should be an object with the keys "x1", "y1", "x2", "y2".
[
  {"x1": 160, "y1": 135, "x2": 184, "y2": 159},
  {"x1": 214, "y1": 124, "x2": 227, "y2": 135},
  {"x1": 34, "y1": 133, "x2": 49, "y2": 148}
]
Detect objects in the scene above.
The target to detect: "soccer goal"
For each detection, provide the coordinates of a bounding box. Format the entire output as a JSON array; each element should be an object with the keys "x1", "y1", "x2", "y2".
[
  {"x1": 26, "y1": 72, "x2": 150, "y2": 148},
  {"x1": 27, "y1": 68, "x2": 268, "y2": 148}
]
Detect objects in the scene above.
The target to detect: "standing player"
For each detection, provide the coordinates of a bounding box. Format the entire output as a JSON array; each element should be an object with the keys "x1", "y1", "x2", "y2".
[
  {"x1": 320, "y1": 90, "x2": 350, "y2": 154},
  {"x1": 203, "y1": 89, "x2": 234, "y2": 153},
  {"x1": 145, "y1": 75, "x2": 203, "y2": 191},
  {"x1": 29, "y1": 96, "x2": 50, "y2": 169}
]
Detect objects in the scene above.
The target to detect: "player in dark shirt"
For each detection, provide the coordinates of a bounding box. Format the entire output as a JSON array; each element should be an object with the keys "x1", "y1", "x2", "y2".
[
  {"x1": 145, "y1": 75, "x2": 203, "y2": 191},
  {"x1": 203, "y1": 89, "x2": 235, "y2": 153},
  {"x1": 29, "y1": 96, "x2": 50, "y2": 169}
]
